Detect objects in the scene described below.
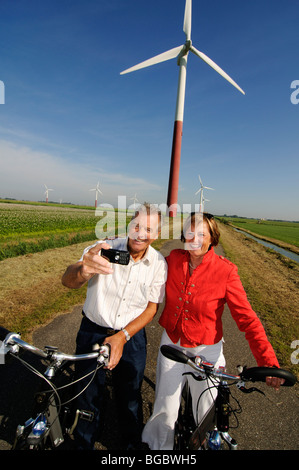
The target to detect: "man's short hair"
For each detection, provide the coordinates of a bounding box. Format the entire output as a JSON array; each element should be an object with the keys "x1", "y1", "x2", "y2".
[{"x1": 131, "y1": 203, "x2": 162, "y2": 231}]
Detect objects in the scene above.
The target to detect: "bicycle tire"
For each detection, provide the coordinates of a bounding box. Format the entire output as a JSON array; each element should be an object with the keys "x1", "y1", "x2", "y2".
[{"x1": 173, "y1": 383, "x2": 195, "y2": 450}]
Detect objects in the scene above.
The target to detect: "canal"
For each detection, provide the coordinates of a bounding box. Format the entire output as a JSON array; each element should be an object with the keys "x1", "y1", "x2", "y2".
[{"x1": 233, "y1": 228, "x2": 299, "y2": 264}]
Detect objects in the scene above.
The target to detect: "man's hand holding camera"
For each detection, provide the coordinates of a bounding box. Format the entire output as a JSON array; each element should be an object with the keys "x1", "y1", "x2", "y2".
[
  {"x1": 79, "y1": 242, "x2": 114, "y2": 282},
  {"x1": 61, "y1": 242, "x2": 114, "y2": 289}
]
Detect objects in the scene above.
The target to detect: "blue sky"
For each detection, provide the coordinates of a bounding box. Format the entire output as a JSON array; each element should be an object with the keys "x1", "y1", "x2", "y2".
[{"x1": 0, "y1": 0, "x2": 298, "y2": 220}]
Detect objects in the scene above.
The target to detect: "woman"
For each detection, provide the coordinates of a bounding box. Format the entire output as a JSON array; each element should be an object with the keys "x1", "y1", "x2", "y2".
[{"x1": 142, "y1": 212, "x2": 283, "y2": 450}]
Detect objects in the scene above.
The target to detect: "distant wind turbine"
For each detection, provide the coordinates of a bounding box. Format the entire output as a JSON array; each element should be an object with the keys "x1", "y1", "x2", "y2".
[
  {"x1": 120, "y1": 0, "x2": 244, "y2": 217},
  {"x1": 130, "y1": 193, "x2": 139, "y2": 210},
  {"x1": 44, "y1": 184, "x2": 53, "y2": 203},
  {"x1": 89, "y1": 181, "x2": 102, "y2": 208},
  {"x1": 195, "y1": 174, "x2": 214, "y2": 213}
]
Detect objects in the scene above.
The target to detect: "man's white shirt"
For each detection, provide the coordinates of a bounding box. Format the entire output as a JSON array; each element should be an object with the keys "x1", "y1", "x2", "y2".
[{"x1": 80, "y1": 238, "x2": 167, "y2": 330}]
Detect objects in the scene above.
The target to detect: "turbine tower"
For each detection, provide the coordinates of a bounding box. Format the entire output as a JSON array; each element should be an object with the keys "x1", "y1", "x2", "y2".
[
  {"x1": 195, "y1": 174, "x2": 214, "y2": 213},
  {"x1": 121, "y1": 0, "x2": 244, "y2": 217},
  {"x1": 89, "y1": 181, "x2": 102, "y2": 208},
  {"x1": 44, "y1": 184, "x2": 53, "y2": 203}
]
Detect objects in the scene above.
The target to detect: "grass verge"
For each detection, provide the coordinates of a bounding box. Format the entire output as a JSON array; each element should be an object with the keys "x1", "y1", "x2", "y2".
[{"x1": 219, "y1": 222, "x2": 299, "y2": 377}]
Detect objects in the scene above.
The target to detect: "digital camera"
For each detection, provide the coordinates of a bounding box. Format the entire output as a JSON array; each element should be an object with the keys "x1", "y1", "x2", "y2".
[{"x1": 100, "y1": 248, "x2": 130, "y2": 265}]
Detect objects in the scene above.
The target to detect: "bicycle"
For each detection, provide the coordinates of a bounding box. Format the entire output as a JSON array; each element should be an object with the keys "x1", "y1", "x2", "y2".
[
  {"x1": 0, "y1": 326, "x2": 110, "y2": 450},
  {"x1": 160, "y1": 345, "x2": 297, "y2": 450}
]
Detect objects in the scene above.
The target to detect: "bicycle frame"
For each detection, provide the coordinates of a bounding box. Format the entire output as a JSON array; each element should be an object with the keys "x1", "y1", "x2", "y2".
[
  {"x1": 189, "y1": 380, "x2": 238, "y2": 450},
  {"x1": 160, "y1": 344, "x2": 296, "y2": 451},
  {"x1": 174, "y1": 376, "x2": 238, "y2": 450},
  {"x1": 0, "y1": 327, "x2": 110, "y2": 450}
]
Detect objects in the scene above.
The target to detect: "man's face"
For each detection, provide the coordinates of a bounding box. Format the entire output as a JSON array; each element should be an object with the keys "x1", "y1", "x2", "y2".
[{"x1": 127, "y1": 211, "x2": 160, "y2": 257}]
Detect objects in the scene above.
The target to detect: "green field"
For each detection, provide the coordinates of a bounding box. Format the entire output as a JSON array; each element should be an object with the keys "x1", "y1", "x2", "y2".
[
  {"x1": 220, "y1": 217, "x2": 299, "y2": 248},
  {"x1": 0, "y1": 200, "x2": 185, "y2": 260},
  {"x1": 1, "y1": 201, "x2": 298, "y2": 261},
  {"x1": 0, "y1": 201, "x2": 119, "y2": 260}
]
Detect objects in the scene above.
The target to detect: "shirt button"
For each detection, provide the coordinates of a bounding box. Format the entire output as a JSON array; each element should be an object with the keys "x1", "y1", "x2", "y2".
[
  {"x1": 185, "y1": 309, "x2": 188, "y2": 313},
  {"x1": 191, "y1": 284, "x2": 195, "y2": 287},
  {"x1": 179, "y1": 297, "x2": 182, "y2": 301},
  {"x1": 187, "y1": 292, "x2": 191, "y2": 295}
]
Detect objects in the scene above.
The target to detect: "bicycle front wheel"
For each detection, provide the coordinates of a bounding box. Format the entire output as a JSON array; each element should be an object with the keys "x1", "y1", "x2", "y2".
[{"x1": 173, "y1": 383, "x2": 196, "y2": 450}]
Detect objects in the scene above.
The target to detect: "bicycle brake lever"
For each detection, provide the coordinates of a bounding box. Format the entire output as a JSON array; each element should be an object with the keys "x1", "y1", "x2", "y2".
[
  {"x1": 237, "y1": 382, "x2": 265, "y2": 395},
  {"x1": 183, "y1": 372, "x2": 205, "y2": 381},
  {"x1": 96, "y1": 344, "x2": 111, "y2": 366}
]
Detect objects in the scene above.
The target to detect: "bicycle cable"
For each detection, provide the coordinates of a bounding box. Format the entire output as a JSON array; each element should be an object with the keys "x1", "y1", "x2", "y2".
[
  {"x1": 11, "y1": 353, "x2": 62, "y2": 413},
  {"x1": 194, "y1": 375, "x2": 242, "y2": 430},
  {"x1": 10, "y1": 353, "x2": 107, "y2": 445},
  {"x1": 58, "y1": 362, "x2": 103, "y2": 407}
]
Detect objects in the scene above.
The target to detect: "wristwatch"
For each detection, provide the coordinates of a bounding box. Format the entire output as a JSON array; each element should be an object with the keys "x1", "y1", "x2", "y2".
[{"x1": 121, "y1": 328, "x2": 130, "y2": 341}]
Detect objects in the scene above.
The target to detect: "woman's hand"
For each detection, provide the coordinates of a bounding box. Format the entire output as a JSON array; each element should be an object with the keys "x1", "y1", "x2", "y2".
[{"x1": 265, "y1": 376, "x2": 285, "y2": 390}]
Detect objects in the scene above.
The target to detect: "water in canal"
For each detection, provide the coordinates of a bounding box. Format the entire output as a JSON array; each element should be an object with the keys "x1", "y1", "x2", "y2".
[{"x1": 233, "y1": 228, "x2": 299, "y2": 263}]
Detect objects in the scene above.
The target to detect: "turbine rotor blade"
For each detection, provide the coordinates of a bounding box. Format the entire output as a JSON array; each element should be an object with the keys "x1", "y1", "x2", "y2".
[
  {"x1": 120, "y1": 45, "x2": 183, "y2": 75},
  {"x1": 190, "y1": 45, "x2": 245, "y2": 95},
  {"x1": 183, "y1": 0, "x2": 192, "y2": 41}
]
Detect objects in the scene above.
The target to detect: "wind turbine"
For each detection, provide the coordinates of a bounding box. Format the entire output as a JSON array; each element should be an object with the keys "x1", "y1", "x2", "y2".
[
  {"x1": 130, "y1": 193, "x2": 139, "y2": 210},
  {"x1": 44, "y1": 184, "x2": 53, "y2": 203},
  {"x1": 89, "y1": 181, "x2": 102, "y2": 208},
  {"x1": 195, "y1": 174, "x2": 214, "y2": 213},
  {"x1": 120, "y1": 0, "x2": 245, "y2": 217}
]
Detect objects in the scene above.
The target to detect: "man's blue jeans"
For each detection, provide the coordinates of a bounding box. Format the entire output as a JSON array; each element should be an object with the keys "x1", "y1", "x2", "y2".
[{"x1": 73, "y1": 314, "x2": 147, "y2": 449}]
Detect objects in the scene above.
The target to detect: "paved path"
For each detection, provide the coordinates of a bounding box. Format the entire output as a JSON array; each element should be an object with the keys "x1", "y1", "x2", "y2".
[{"x1": 0, "y1": 240, "x2": 298, "y2": 450}]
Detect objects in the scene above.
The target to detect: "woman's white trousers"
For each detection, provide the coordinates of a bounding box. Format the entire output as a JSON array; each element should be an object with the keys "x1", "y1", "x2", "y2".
[{"x1": 142, "y1": 330, "x2": 225, "y2": 450}]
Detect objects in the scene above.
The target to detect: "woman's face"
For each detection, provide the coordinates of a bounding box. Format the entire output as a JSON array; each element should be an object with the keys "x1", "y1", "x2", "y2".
[{"x1": 184, "y1": 221, "x2": 212, "y2": 258}]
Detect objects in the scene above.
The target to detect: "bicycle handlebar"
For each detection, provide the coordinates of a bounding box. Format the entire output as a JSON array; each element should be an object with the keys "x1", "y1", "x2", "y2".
[
  {"x1": 0, "y1": 326, "x2": 11, "y2": 341},
  {"x1": 240, "y1": 366, "x2": 296, "y2": 386},
  {"x1": 160, "y1": 345, "x2": 297, "y2": 386},
  {"x1": 0, "y1": 326, "x2": 110, "y2": 366}
]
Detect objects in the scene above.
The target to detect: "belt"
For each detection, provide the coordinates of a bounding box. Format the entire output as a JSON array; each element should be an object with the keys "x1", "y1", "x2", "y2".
[
  {"x1": 82, "y1": 311, "x2": 119, "y2": 336},
  {"x1": 105, "y1": 328, "x2": 120, "y2": 336}
]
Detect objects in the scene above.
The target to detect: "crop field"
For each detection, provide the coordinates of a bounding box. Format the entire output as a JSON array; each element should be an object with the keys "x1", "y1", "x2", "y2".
[
  {"x1": 0, "y1": 202, "x2": 122, "y2": 260},
  {"x1": 0, "y1": 201, "x2": 186, "y2": 260},
  {"x1": 221, "y1": 217, "x2": 299, "y2": 248},
  {"x1": 1, "y1": 204, "x2": 99, "y2": 237}
]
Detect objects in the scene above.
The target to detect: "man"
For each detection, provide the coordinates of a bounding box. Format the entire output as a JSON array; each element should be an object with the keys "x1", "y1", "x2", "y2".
[{"x1": 61, "y1": 204, "x2": 167, "y2": 449}]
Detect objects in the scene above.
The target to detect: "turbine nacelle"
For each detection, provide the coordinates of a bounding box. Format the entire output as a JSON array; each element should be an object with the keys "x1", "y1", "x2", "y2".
[
  {"x1": 120, "y1": 1, "x2": 244, "y2": 95},
  {"x1": 177, "y1": 39, "x2": 192, "y2": 65}
]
